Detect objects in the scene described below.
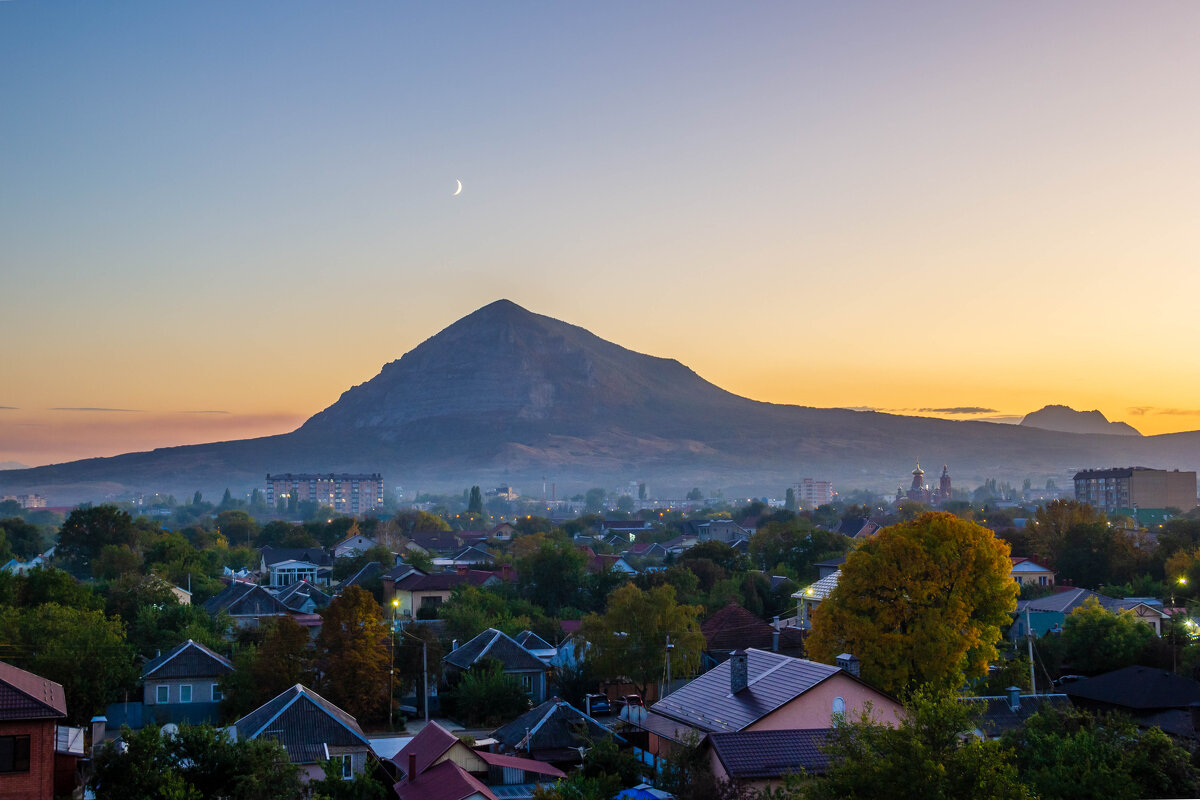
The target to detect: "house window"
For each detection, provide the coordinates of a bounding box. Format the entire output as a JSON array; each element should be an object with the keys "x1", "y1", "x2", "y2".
[
  {"x1": 521, "y1": 674, "x2": 533, "y2": 694},
  {"x1": 180, "y1": 684, "x2": 193, "y2": 703},
  {"x1": 211, "y1": 683, "x2": 224, "y2": 702},
  {"x1": 156, "y1": 685, "x2": 169, "y2": 704},
  {"x1": 331, "y1": 754, "x2": 352, "y2": 779},
  {"x1": 832, "y1": 696, "x2": 845, "y2": 725},
  {"x1": 0, "y1": 735, "x2": 31, "y2": 773}
]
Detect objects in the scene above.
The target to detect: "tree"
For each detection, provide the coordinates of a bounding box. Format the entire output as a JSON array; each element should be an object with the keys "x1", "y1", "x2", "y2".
[
  {"x1": 396, "y1": 623, "x2": 443, "y2": 718},
  {"x1": 314, "y1": 587, "x2": 390, "y2": 723},
  {"x1": 579, "y1": 583, "x2": 704, "y2": 699},
  {"x1": 686, "y1": 488, "x2": 704, "y2": 501},
  {"x1": 516, "y1": 540, "x2": 587, "y2": 614},
  {"x1": 0, "y1": 516, "x2": 43, "y2": 559},
  {"x1": 1002, "y1": 706, "x2": 1198, "y2": 800},
  {"x1": 441, "y1": 657, "x2": 531, "y2": 727},
  {"x1": 585, "y1": 488, "x2": 607, "y2": 513},
  {"x1": 784, "y1": 487, "x2": 797, "y2": 512},
  {"x1": 813, "y1": 690, "x2": 1031, "y2": 800},
  {"x1": 57, "y1": 505, "x2": 137, "y2": 572},
  {"x1": 807, "y1": 512, "x2": 1018, "y2": 695},
  {"x1": 1028, "y1": 499, "x2": 1105, "y2": 566},
  {"x1": 1059, "y1": 596, "x2": 1153, "y2": 674},
  {"x1": 467, "y1": 486, "x2": 484, "y2": 514},
  {"x1": 90, "y1": 723, "x2": 301, "y2": 800},
  {"x1": 221, "y1": 616, "x2": 312, "y2": 719}
]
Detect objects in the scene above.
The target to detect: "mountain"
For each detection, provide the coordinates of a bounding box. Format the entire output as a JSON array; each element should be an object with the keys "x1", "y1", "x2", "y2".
[
  {"x1": 2, "y1": 299, "x2": 1199, "y2": 504},
  {"x1": 0, "y1": 461, "x2": 28, "y2": 471},
  {"x1": 1020, "y1": 405, "x2": 1141, "y2": 436}
]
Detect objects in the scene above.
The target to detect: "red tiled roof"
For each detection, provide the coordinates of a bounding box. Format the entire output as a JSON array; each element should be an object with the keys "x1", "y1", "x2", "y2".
[
  {"x1": 390, "y1": 720, "x2": 459, "y2": 777},
  {"x1": 0, "y1": 660, "x2": 67, "y2": 720},
  {"x1": 394, "y1": 759, "x2": 497, "y2": 800}
]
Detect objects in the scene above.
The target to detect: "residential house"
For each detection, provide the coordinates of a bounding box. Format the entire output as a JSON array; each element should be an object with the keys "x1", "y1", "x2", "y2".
[
  {"x1": 203, "y1": 580, "x2": 291, "y2": 627},
  {"x1": 332, "y1": 533, "x2": 381, "y2": 559},
  {"x1": 584, "y1": 553, "x2": 638, "y2": 576},
  {"x1": 962, "y1": 687, "x2": 1071, "y2": 740},
  {"x1": 513, "y1": 631, "x2": 557, "y2": 665},
  {"x1": 624, "y1": 542, "x2": 669, "y2": 561},
  {"x1": 390, "y1": 720, "x2": 564, "y2": 795},
  {"x1": 434, "y1": 546, "x2": 497, "y2": 569},
  {"x1": 406, "y1": 532, "x2": 465, "y2": 558},
  {"x1": 273, "y1": 580, "x2": 332, "y2": 614},
  {"x1": 492, "y1": 697, "x2": 621, "y2": 767},
  {"x1": 701, "y1": 603, "x2": 805, "y2": 669},
  {"x1": 1010, "y1": 588, "x2": 1170, "y2": 639},
  {"x1": 794, "y1": 570, "x2": 841, "y2": 630},
  {"x1": 834, "y1": 518, "x2": 879, "y2": 539},
  {"x1": 812, "y1": 558, "x2": 845, "y2": 580},
  {"x1": 0, "y1": 660, "x2": 67, "y2": 800},
  {"x1": 1010, "y1": 557, "x2": 1054, "y2": 588},
  {"x1": 636, "y1": 649, "x2": 902, "y2": 765},
  {"x1": 1063, "y1": 666, "x2": 1200, "y2": 740},
  {"x1": 233, "y1": 684, "x2": 372, "y2": 782},
  {"x1": 142, "y1": 639, "x2": 233, "y2": 726},
  {"x1": 387, "y1": 569, "x2": 500, "y2": 619},
  {"x1": 394, "y1": 760, "x2": 497, "y2": 800},
  {"x1": 259, "y1": 546, "x2": 334, "y2": 588},
  {"x1": 681, "y1": 519, "x2": 753, "y2": 546},
  {"x1": 703, "y1": 729, "x2": 831, "y2": 791},
  {"x1": 338, "y1": 561, "x2": 386, "y2": 593},
  {"x1": 444, "y1": 628, "x2": 549, "y2": 704}
]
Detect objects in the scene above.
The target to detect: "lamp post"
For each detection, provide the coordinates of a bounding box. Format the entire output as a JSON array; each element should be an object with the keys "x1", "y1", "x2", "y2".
[
  {"x1": 389, "y1": 598, "x2": 399, "y2": 730},
  {"x1": 398, "y1": 624, "x2": 430, "y2": 724}
]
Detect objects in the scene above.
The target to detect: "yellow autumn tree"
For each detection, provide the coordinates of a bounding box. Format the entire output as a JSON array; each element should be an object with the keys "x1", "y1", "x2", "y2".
[{"x1": 807, "y1": 511, "x2": 1018, "y2": 695}]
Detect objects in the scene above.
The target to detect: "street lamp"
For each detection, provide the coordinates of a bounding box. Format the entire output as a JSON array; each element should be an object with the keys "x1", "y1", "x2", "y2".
[{"x1": 390, "y1": 598, "x2": 399, "y2": 730}]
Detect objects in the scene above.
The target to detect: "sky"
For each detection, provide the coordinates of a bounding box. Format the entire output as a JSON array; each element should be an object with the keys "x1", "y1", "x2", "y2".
[{"x1": 3, "y1": 1, "x2": 1200, "y2": 467}]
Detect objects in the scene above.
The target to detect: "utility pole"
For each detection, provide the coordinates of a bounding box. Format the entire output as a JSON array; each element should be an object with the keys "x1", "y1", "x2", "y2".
[
  {"x1": 1026, "y1": 605, "x2": 1036, "y2": 695},
  {"x1": 663, "y1": 634, "x2": 674, "y2": 699}
]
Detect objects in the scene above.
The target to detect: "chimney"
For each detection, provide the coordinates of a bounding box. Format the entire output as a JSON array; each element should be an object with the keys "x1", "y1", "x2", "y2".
[
  {"x1": 452, "y1": 639, "x2": 458, "y2": 651},
  {"x1": 836, "y1": 653, "x2": 860, "y2": 678},
  {"x1": 408, "y1": 753, "x2": 417, "y2": 782},
  {"x1": 730, "y1": 650, "x2": 748, "y2": 693},
  {"x1": 772, "y1": 629, "x2": 780, "y2": 653},
  {"x1": 89, "y1": 714, "x2": 106, "y2": 753},
  {"x1": 1007, "y1": 686, "x2": 1021, "y2": 712}
]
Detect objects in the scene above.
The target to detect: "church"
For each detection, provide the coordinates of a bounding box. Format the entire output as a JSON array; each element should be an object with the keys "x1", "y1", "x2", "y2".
[{"x1": 897, "y1": 462, "x2": 953, "y2": 505}]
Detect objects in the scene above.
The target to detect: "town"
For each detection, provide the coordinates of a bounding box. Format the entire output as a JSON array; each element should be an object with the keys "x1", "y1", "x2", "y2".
[{"x1": 2, "y1": 463, "x2": 1199, "y2": 799}]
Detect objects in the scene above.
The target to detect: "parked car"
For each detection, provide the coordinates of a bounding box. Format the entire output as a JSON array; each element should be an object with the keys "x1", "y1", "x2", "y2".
[{"x1": 584, "y1": 693, "x2": 611, "y2": 716}]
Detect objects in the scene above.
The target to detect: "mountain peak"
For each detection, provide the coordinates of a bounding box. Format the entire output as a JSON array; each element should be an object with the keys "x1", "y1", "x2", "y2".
[{"x1": 1019, "y1": 404, "x2": 1141, "y2": 437}]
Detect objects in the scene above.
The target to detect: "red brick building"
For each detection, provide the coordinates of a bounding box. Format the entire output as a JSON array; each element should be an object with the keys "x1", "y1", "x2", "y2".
[{"x1": 0, "y1": 661, "x2": 68, "y2": 800}]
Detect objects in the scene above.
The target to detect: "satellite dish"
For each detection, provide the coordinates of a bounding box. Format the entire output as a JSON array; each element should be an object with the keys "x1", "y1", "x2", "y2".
[{"x1": 161, "y1": 723, "x2": 179, "y2": 739}]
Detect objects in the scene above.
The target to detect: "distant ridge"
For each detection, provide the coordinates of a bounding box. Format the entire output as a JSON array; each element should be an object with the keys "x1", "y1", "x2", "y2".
[
  {"x1": 1, "y1": 300, "x2": 1198, "y2": 504},
  {"x1": 1019, "y1": 405, "x2": 1141, "y2": 437}
]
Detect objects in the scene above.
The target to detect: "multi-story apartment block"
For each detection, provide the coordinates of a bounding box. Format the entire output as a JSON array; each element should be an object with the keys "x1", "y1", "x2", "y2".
[
  {"x1": 265, "y1": 473, "x2": 383, "y2": 515},
  {"x1": 797, "y1": 478, "x2": 834, "y2": 508},
  {"x1": 1073, "y1": 467, "x2": 1197, "y2": 514}
]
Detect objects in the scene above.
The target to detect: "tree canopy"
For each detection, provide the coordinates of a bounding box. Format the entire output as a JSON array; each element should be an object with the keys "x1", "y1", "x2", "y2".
[
  {"x1": 807, "y1": 512, "x2": 1018, "y2": 695},
  {"x1": 314, "y1": 586, "x2": 389, "y2": 723}
]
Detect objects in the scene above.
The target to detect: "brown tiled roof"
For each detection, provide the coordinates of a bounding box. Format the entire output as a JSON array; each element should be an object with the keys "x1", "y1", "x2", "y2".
[
  {"x1": 394, "y1": 760, "x2": 497, "y2": 800},
  {"x1": 0, "y1": 660, "x2": 67, "y2": 720},
  {"x1": 390, "y1": 720, "x2": 459, "y2": 778},
  {"x1": 701, "y1": 603, "x2": 777, "y2": 652}
]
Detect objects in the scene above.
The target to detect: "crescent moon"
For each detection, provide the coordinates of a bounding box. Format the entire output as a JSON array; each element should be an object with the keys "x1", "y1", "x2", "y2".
[{"x1": 453, "y1": 179, "x2": 462, "y2": 196}]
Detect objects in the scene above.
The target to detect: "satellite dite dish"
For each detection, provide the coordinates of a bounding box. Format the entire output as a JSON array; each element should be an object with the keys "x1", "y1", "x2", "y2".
[{"x1": 160, "y1": 723, "x2": 179, "y2": 739}]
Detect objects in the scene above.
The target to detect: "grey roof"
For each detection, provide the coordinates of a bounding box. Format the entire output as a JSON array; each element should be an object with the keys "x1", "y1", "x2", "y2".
[
  {"x1": 492, "y1": 697, "x2": 619, "y2": 755},
  {"x1": 143, "y1": 639, "x2": 233, "y2": 679},
  {"x1": 1016, "y1": 588, "x2": 1120, "y2": 614},
  {"x1": 1064, "y1": 666, "x2": 1200, "y2": 710},
  {"x1": 514, "y1": 631, "x2": 555, "y2": 652},
  {"x1": 260, "y1": 546, "x2": 332, "y2": 567},
  {"x1": 341, "y1": 561, "x2": 386, "y2": 588},
  {"x1": 962, "y1": 694, "x2": 1072, "y2": 737},
  {"x1": 651, "y1": 649, "x2": 843, "y2": 733},
  {"x1": 203, "y1": 581, "x2": 290, "y2": 617},
  {"x1": 794, "y1": 570, "x2": 841, "y2": 602},
  {"x1": 445, "y1": 628, "x2": 546, "y2": 673},
  {"x1": 707, "y1": 729, "x2": 832, "y2": 779},
  {"x1": 234, "y1": 684, "x2": 368, "y2": 764},
  {"x1": 274, "y1": 580, "x2": 331, "y2": 612}
]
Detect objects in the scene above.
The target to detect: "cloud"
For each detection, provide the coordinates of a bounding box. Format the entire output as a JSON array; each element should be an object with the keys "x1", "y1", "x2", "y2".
[
  {"x1": 50, "y1": 407, "x2": 144, "y2": 413},
  {"x1": 974, "y1": 415, "x2": 1024, "y2": 425},
  {"x1": 838, "y1": 406, "x2": 883, "y2": 412},
  {"x1": 180, "y1": 410, "x2": 231, "y2": 415},
  {"x1": 1125, "y1": 406, "x2": 1200, "y2": 417},
  {"x1": 0, "y1": 406, "x2": 17, "y2": 410},
  {"x1": 918, "y1": 407, "x2": 998, "y2": 415},
  {"x1": 1126, "y1": 406, "x2": 1151, "y2": 416}
]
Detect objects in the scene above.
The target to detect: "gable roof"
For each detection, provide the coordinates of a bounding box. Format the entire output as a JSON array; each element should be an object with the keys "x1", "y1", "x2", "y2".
[
  {"x1": 1017, "y1": 588, "x2": 1127, "y2": 615},
  {"x1": 444, "y1": 628, "x2": 546, "y2": 672},
  {"x1": 274, "y1": 579, "x2": 332, "y2": 611},
  {"x1": 514, "y1": 630, "x2": 555, "y2": 652},
  {"x1": 702, "y1": 603, "x2": 778, "y2": 652},
  {"x1": 143, "y1": 639, "x2": 233, "y2": 679},
  {"x1": 962, "y1": 694, "x2": 1072, "y2": 737},
  {"x1": 492, "y1": 697, "x2": 619, "y2": 755},
  {"x1": 203, "y1": 581, "x2": 290, "y2": 617},
  {"x1": 394, "y1": 759, "x2": 497, "y2": 800},
  {"x1": 0, "y1": 660, "x2": 67, "y2": 720},
  {"x1": 1063, "y1": 666, "x2": 1200, "y2": 710},
  {"x1": 390, "y1": 720, "x2": 461, "y2": 778},
  {"x1": 476, "y1": 750, "x2": 566, "y2": 778},
  {"x1": 234, "y1": 684, "x2": 368, "y2": 764},
  {"x1": 394, "y1": 570, "x2": 497, "y2": 594},
  {"x1": 260, "y1": 546, "x2": 332, "y2": 568},
  {"x1": 794, "y1": 570, "x2": 840, "y2": 602},
  {"x1": 341, "y1": 561, "x2": 386, "y2": 589},
  {"x1": 651, "y1": 649, "x2": 845, "y2": 733},
  {"x1": 707, "y1": 729, "x2": 832, "y2": 780}
]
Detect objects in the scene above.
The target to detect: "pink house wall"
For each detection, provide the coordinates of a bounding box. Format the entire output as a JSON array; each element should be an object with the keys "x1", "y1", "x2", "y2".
[{"x1": 745, "y1": 673, "x2": 902, "y2": 731}]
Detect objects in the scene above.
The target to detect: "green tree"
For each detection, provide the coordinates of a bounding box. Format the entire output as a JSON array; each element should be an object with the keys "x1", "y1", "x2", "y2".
[
  {"x1": 1029, "y1": 499, "x2": 1105, "y2": 566},
  {"x1": 315, "y1": 586, "x2": 389, "y2": 723},
  {"x1": 1003, "y1": 706, "x2": 1198, "y2": 800},
  {"x1": 57, "y1": 505, "x2": 137, "y2": 573},
  {"x1": 807, "y1": 512, "x2": 1018, "y2": 695},
  {"x1": 0, "y1": 516, "x2": 43, "y2": 558},
  {"x1": 91, "y1": 723, "x2": 301, "y2": 800},
  {"x1": 441, "y1": 657, "x2": 531, "y2": 727},
  {"x1": 585, "y1": 488, "x2": 607, "y2": 513},
  {"x1": 784, "y1": 487, "x2": 797, "y2": 512},
  {"x1": 516, "y1": 540, "x2": 587, "y2": 614},
  {"x1": 686, "y1": 488, "x2": 704, "y2": 502},
  {"x1": 1059, "y1": 596, "x2": 1153, "y2": 674},
  {"x1": 813, "y1": 690, "x2": 1031, "y2": 800},
  {"x1": 221, "y1": 616, "x2": 312, "y2": 719},
  {"x1": 579, "y1": 583, "x2": 704, "y2": 699},
  {"x1": 468, "y1": 485, "x2": 484, "y2": 514}
]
